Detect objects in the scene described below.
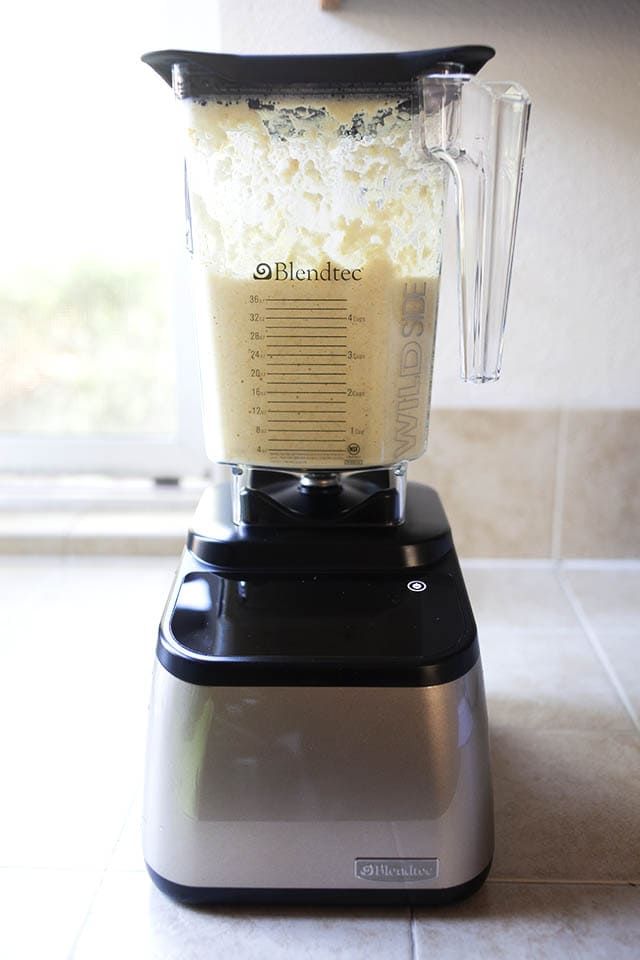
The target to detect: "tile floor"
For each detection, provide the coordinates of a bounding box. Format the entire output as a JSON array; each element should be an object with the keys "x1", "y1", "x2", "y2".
[{"x1": 0, "y1": 556, "x2": 638, "y2": 959}]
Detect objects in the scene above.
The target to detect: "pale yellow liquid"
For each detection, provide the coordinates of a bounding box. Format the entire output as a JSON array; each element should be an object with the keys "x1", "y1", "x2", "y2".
[{"x1": 196, "y1": 260, "x2": 439, "y2": 469}]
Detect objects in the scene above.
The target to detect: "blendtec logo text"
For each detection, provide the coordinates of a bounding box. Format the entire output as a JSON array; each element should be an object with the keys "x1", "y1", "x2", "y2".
[
  {"x1": 253, "y1": 261, "x2": 363, "y2": 281},
  {"x1": 354, "y1": 859, "x2": 439, "y2": 883}
]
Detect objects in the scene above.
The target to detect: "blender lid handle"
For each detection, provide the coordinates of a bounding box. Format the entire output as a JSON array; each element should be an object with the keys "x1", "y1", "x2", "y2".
[{"x1": 422, "y1": 74, "x2": 531, "y2": 382}]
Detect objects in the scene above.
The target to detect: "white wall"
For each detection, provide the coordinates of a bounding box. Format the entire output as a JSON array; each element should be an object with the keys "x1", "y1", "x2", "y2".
[{"x1": 143, "y1": 0, "x2": 640, "y2": 409}]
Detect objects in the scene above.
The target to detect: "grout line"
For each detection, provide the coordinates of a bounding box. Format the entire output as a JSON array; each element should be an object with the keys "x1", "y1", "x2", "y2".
[
  {"x1": 487, "y1": 877, "x2": 639, "y2": 887},
  {"x1": 103, "y1": 796, "x2": 138, "y2": 871},
  {"x1": 409, "y1": 906, "x2": 418, "y2": 960},
  {"x1": 560, "y1": 558, "x2": 640, "y2": 571},
  {"x1": 67, "y1": 796, "x2": 139, "y2": 957},
  {"x1": 66, "y1": 869, "x2": 109, "y2": 959},
  {"x1": 460, "y1": 557, "x2": 639, "y2": 571},
  {"x1": 480, "y1": 627, "x2": 584, "y2": 635},
  {"x1": 550, "y1": 407, "x2": 570, "y2": 560},
  {"x1": 558, "y1": 572, "x2": 640, "y2": 734},
  {"x1": 0, "y1": 865, "x2": 106, "y2": 873},
  {"x1": 461, "y1": 558, "x2": 557, "y2": 570}
]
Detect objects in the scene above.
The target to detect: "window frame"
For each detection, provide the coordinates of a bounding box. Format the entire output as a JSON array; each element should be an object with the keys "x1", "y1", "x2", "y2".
[{"x1": 0, "y1": 248, "x2": 210, "y2": 479}]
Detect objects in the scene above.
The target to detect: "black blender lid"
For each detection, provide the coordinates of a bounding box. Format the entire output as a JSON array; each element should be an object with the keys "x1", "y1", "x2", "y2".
[{"x1": 141, "y1": 46, "x2": 495, "y2": 93}]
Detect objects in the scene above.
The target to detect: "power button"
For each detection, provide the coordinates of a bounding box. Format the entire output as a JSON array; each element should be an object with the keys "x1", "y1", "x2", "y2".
[{"x1": 407, "y1": 580, "x2": 427, "y2": 592}]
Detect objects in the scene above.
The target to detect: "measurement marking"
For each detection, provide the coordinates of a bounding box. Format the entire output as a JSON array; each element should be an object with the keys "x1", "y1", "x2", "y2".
[
  {"x1": 266, "y1": 376, "x2": 346, "y2": 380},
  {"x1": 264, "y1": 307, "x2": 347, "y2": 311},
  {"x1": 265, "y1": 321, "x2": 348, "y2": 324},
  {"x1": 266, "y1": 370, "x2": 346, "y2": 373},
  {"x1": 268, "y1": 427, "x2": 347, "y2": 431},
  {"x1": 267, "y1": 363, "x2": 347, "y2": 367},
  {"x1": 260, "y1": 382, "x2": 346, "y2": 386},
  {"x1": 266, "y1": 335, "x2": 348, "y2": 339},
  {"x1": 266, "y1": 333, "x2": 348, "y2": 337},
  {"x1": 268, "y1": 410, "x2": 346, "y2": 413},
  {"x1": 268, "y1": 400, "x2": 347, "y2": 404},
  {"x1": 269, "y1": 420, "x2": 347, "y2": 433},
  {"x1": 266, "y1": 324, "x2": 347, "y2": 327},
  {"x1": 267, "y1": 353, "x2": 347, "y2": 357},
  {"x1": 269, "y1": 441, "x2": 346, "y2": 444},
  {"x1": 267, "y1": 343, "x2": 346, "y2": 347},
  {"x1": 266, "y1": 321, "x2": 347, "y2": 324},
  {"x1": 268, "y1": 408, "x2": 347, "y2": 412},
  {"x1": 263, "y1": 297, "x2": 347, "y2": 301},
  {"x1": 267, "y1": 449, "x2": 346, "y2": 454},
  {"x1": 268, "y1": 415, "x2": 346, "y2": 418},
  {"x1": 264, "y1": 304, "x2": 347, "y2": 306},
  {"x1": 266, "y1": 391, "x2": 348, "y2": 395},
  {"x1": 267, "y1": 418, "x2": 347, "y2": 422}
]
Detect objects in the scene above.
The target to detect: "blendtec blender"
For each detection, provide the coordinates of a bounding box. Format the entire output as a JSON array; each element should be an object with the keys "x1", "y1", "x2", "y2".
[{"x1": 141, "y1": 47, "x2": 530, "y2": 904}]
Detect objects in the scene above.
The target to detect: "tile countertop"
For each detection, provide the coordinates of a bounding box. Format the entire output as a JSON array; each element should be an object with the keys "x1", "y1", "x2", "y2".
[{"x1": 0, "y1": 557, "x2": 638, "y2": 959}]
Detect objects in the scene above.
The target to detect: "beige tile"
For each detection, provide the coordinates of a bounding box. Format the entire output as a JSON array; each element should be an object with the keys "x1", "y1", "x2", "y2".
[
  {"x1": 0, "y1": 555, "x2": 68, "y2": 608},
  {"x1": 413, "y1": 409, "x2": 559, "y2": 557},
  {"x1": 0, "y1": 509, "x2": 190, "y2": 555},
  {"x1": 0, "y1": 509, "x2": 77, "y2": 553},
  {"x1": 482, "y1": 629, "x2": 633, "y2": 733},
  {"x1": 0, "y1": 555, "x2": 173, "y2": 679},
  {"x1": 414, "y1": 882, "x2": 640, "y2": 959},
  {"x1": 66, "y1": 510, "x2": 190, "y2": 555},
  {"x1": 462, "y1": 565, "x2": 578, "y2": 632},
  {"x1": 0, "y1": 695, "x2": 136, "y2": 868},
  {"x1": 561, "y1": 410, "x2": 640, "y2": 557},
  {"x1": 0, "y1": 868, "x2": 101, "y2": 960},
  {"x1": 70, "y1": 510, "x2": 191, "y2": 536},
  {"x1": 62, "y1": 536, "x2": 184, "y2": 556},
  {"x1": 563, "y1": 567, "x2": 640, "y2": 633},
  {"x1": 0, "y1": 557, "x2": 172, "y2": 868},
  {"x1": 595, "y1": 633, "x2": 640, "y2": 721},
  {"x1": 490, "y1": 728, "x2": 640, "y2": 882},
  {"x1": 72, "y1": 871, "x2": 413, "y2": 960},
  {"x1": 0, "y1": 510, "x2": 76, "y2": 532},
  {"x1": 561, "y1": 569, "x2": 640, "y2": 724}
]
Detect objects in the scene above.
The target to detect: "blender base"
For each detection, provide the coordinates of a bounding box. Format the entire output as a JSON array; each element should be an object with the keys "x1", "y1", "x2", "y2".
[
  {"x1": 143, "y1": 482, "x2": 494, "y2": 904},
  {"x1": 145, "y1": 861, "x2": 493, "y2": 906}
]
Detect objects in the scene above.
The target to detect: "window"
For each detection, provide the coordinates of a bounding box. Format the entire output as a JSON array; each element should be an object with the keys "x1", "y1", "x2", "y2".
[{"x1": 1, "y1": 3, "x2": 208, "y2": 477}]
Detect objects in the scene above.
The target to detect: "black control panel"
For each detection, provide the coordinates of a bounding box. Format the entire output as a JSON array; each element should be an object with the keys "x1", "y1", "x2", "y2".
[
  {"x1": 171, "y1": 571, "x2": 467, "y2": 661},
  {"x1": 157, "y1": 482, "x2": 478, "y2": 687},
  {"x1": 160, "y1": 556, "x2": 477, "y2": 688}
]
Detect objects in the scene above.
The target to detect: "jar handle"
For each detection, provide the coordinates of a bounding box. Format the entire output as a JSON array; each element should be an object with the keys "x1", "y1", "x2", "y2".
[{"x1": 422, "y1": 74, "x2": 531, "y2": 381}]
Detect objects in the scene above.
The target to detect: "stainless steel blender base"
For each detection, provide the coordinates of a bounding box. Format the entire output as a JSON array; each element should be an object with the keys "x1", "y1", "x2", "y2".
[
  {"x1": 143, "y1": 660, "x2": 493, "y2": 903},
  {"x1": 145, "y1": 864, "x2": 493, "y2": 906},
  {"x1": 143, "y1": 482, "x2": 494, "y2": 904}
]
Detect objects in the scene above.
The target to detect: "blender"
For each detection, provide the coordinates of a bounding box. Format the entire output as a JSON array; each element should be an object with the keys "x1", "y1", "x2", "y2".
[{"x1": 141, "y1": 46, "x2": 530, "y2": 904}]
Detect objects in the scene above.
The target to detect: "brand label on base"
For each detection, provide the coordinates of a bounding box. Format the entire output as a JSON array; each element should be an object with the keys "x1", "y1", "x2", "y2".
[{"x1": 355, "y1": 858, "x2": 439, "y2": 883}]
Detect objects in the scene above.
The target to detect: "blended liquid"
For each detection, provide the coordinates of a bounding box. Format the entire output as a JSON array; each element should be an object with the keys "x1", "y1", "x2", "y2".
[{"x1": 183, "y1": 94, "x2": 444, "y2": 468}]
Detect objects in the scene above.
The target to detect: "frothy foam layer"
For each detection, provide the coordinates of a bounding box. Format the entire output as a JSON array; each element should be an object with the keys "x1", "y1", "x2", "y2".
[{"x1": 183, "y1": 96, "x2": 444, "y2": 278}]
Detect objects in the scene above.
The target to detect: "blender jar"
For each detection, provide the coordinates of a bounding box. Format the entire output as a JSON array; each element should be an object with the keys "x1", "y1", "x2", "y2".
[{"x1": 143, "y1": 49, "x2": 530, "y2": 471}]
